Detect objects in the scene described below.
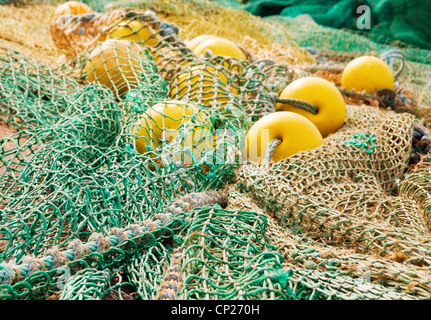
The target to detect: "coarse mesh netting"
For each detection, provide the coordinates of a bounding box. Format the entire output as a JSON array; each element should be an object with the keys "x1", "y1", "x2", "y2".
[{"x1": 0, "y1": 0, "x2": 431, "y2": 300}]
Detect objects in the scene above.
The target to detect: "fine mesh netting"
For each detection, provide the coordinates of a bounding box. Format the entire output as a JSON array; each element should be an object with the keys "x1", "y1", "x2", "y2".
[{"x1": 1, "y1": 0, "x2": 431, "y2": 300}]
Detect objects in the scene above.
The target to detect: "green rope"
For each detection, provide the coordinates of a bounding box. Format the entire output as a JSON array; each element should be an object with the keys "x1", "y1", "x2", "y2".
[
  {"x1": 275, "y1": 97, "x2": 318, "y2": 115},
  {"x1": 263, "y1": 138, "x2": 282, "y2": 165},
  {"x1": 0, "y1": 190, "x2": 226, "y2": 299},
  {"x1": 127, "y1": 242, "x2": 173, "y2": 300}
]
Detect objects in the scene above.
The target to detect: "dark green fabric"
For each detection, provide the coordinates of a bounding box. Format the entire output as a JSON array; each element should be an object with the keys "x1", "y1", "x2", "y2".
[
  {"x1": 226, "y1": 0, "x2": 431, "y2": 52},
  {"x1": 246, "y1": 0, "x2": 375, "y2": 30},
  {"x1": 369, "y1": 0, "x2": 431, "y2": 50}
]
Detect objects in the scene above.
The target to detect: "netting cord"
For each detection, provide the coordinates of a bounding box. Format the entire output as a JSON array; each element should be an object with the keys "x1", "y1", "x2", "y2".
[
  {"x1": 263, "y1": 138, "x2": 282, "y2": 166},
  {"x1": 275, "y1": 97, "x2": 318, "y2": 114},
  {"x1": 0, "y1": 190, "x2": 227, "y2": 287},
  {"x1": 305, "y1": 64, "x2": 345, "y2": 73},
  {"x1": 341, "y1": 132, "x2": 377, "y2": 154},
  {"x1": 379, "y1": 49, "x2": 406, "y2": 82},
  {"x1": 339, "y1": 86, "x2": 417, "y2": 110},
  {"x1": 236, "y1": 43, "x2": 254, "y2": 62},
  {"x1": 305, "y1": 49, "x2": 405, "y2": 80},
  {"x1": 59, "y1": 268, "x2": 111, "y2": 300}
]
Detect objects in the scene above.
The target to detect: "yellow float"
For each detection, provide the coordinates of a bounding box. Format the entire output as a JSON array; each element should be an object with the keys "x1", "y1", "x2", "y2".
[
  {"x1": 191, "y1": 36, "x2": 246, "y2": 60},
  {"x1": 277, "y1": 77, "x2": 346, "y2": 138},
  {"x1": 341, "y1": 55, "x2": 394, "y2": 93},
  {"x1": 83, "y1": 39, "x2": 149, "y2": 97},
  {"x1": 169, "y1": 64, "x2": 237, "y2": 105},
  {"x1": 246, "y1": 111, "x2": 323, "y2": 163},
  {"x1": 106, "y1": 20, "x2": 158, "y2": 47},
  {"x1": 133, "y1": 100, "x2": 211, "y2": 159},
  {"x1": 185, "y1": 34, "x2": 218, "y2": 52},
  {"x1": 173, "y1": 124, "x2": 216, "y2": 165}
]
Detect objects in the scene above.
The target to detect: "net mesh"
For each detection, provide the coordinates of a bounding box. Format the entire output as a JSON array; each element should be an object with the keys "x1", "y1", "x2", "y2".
[{"x1": 1, "y1": 0, "x2": 431, "y2": 300}]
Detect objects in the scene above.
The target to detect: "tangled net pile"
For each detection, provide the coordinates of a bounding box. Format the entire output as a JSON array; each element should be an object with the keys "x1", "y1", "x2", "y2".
[{"x1": 1, "y1": 0, "x2": 431, "y2": 300}]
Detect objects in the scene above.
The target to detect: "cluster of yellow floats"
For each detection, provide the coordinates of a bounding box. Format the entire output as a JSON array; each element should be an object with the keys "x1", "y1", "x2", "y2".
[{"x1": 53, "y1": 1, "x2": 396, "y2": 165}]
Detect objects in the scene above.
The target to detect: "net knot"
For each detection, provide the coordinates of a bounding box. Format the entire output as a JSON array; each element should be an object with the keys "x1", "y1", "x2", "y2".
[
  {"x1": 269, "y1": 270, "x2": 291, "y2": 286},
  {"x1": 342, "y1": 132, "x2": 377, "y2": 154}
]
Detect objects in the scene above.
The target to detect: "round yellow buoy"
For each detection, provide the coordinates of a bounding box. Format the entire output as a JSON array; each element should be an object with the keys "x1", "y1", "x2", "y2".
[
  {"x1": 83, "y1": 39, "x2": 149, "y2": 97},
  {"x1": 341, "y1": 55, "x2": 394, "y2": 93},
  {"x1": 246, "y1": 111, "x2": 323, "y2": 163},
  {"x1": 277, "y1": 77, "x2": 346, "y2": 138}
]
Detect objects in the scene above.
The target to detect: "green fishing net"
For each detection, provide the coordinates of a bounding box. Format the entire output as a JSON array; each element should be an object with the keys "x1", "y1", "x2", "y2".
[{"x1": 0, "y1": 41, "x2": 240, "y2": 299}]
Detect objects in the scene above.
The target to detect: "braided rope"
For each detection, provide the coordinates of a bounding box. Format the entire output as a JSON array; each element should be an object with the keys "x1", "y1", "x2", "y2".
[
  {"x1": 0, "y1": 190, "x2": 227, "y2": 287},
  {"x1": 338, "y1": 86, "x2": 417, "y2": 111},
  {"x1": 263, "y1": 138, "x2": 282, "y2": 166},
  {"x1": 275, "y1": 97, "x2": 318, "y2": 114},
  {"x1": 155, "y1": 247, "x2": 183, "y2": 300},
  {"x1": 305, "y1": 63, "x2": 345, "y2": 73},
  {"x1": 0, "y1": 220, "x2": 163, "y2": 286}
]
